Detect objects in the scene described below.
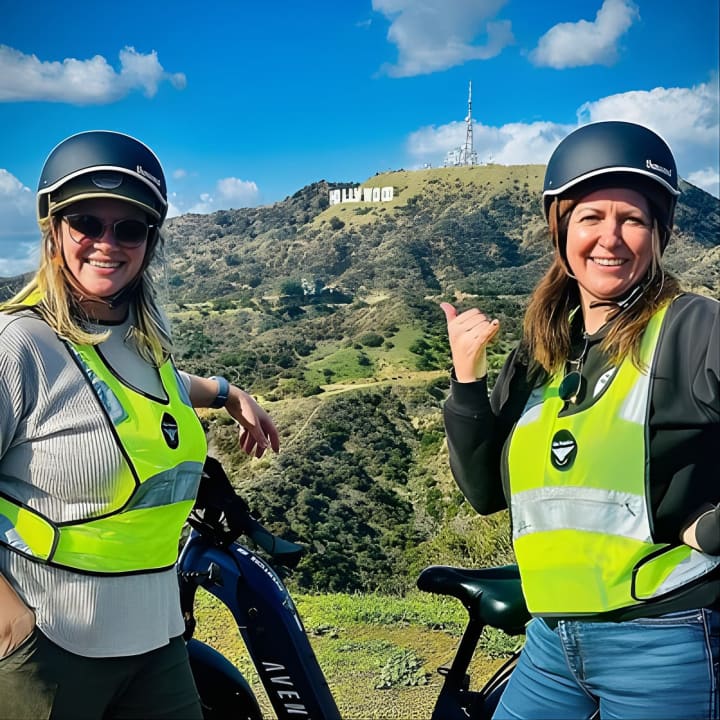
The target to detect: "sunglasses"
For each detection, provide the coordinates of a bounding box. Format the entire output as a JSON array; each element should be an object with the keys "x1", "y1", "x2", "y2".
[
  {"x1": 558, "y1": 369, "x2": 583, "y2": 404},
  {"x1": 558, "y1": 336, "x2": 589, "y2": 405},
  {"x1": 62, "y1": 214, "x2": 154, "y2": 248}
]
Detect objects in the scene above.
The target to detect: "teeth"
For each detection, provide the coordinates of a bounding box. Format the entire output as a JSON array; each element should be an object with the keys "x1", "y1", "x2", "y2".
[
  {"x1": 593, "y1": 258, "x2": 625, "y2": 266},
  {"x1": 88, "y1": 260, "x2": 121, "y2": 269}
]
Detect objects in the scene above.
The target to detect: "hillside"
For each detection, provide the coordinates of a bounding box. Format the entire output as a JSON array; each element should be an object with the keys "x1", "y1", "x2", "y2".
[
  {"x1": 154, "y1": 165, "x2": 718, "y2": 593},
  {"x1": 161, "y1": 165, "x2": 719, "y2": 303},
  {"x1": 2, "y1": 166, "x2": 718, "y2": 592}
]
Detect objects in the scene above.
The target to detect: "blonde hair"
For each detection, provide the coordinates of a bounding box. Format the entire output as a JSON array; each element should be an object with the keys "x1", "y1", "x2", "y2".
[
  {"x1": 1, "y1": 216, "x2": 173, "y2": 366},
  {"x1": 522, "y1": 197, "x2": 680, "y2": 375}
]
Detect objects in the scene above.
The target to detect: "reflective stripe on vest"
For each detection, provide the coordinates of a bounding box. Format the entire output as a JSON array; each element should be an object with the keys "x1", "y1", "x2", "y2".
[
  {"x1": 507, "y1": 304, "x2": 720, "y2": 615},
  {"x1": 0, "y1": 342, "x2": 207, "y2": 574}
]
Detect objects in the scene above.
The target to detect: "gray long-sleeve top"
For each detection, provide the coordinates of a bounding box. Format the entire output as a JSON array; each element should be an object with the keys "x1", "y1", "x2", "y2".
[{"x1": 0, "y1": 310, "x2": 187, "y2": 657}]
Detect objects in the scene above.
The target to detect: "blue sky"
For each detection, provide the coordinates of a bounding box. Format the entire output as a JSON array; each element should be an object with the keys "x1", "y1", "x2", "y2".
[{"x1": 1, "y1": 0, "x2": 718, "y2": 277}]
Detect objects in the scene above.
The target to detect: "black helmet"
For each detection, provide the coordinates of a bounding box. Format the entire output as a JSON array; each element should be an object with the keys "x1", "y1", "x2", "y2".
[
  {"x1": 543, "y1": 121, "x2": 680, "y2": 234},
  {"x1": 37, "y1": 130, "x2": 168, "y2": 224}
]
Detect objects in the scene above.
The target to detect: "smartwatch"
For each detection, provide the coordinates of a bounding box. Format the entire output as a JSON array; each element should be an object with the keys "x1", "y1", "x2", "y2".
[{"x1": 208, "y1": 376, "x2": 230, "y2": 409}]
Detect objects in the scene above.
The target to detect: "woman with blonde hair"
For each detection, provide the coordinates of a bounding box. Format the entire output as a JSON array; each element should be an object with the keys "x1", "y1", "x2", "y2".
[
  {"x1": 0, "y1": 130, "x2": 279, "y2": 719},
  {"x1": 442, "y1": 121, "x2": 719, "y2": 719}
]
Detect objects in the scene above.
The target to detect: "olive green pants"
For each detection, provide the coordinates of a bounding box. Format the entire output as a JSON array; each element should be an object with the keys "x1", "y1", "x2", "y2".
[{"x1": 0, "y1": 630, "x2": 202, "y2": 720}]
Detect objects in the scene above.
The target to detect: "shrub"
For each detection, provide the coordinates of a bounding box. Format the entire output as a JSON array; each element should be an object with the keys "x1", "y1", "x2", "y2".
[
  {"x1": 359, "y1": 332, "x2": 384, "y2": 347},
  {"x1": 375, "y1": 650, "x2": 428, "y2": 689}
]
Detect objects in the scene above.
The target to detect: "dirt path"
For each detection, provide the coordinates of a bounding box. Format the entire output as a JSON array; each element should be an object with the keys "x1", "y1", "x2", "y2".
[
  {"x1": 319, "y1": 370, "x2": 446, "y2": 396},
  {"x1": 283, "y1": 370, "x2": 445, "y2": 447}
]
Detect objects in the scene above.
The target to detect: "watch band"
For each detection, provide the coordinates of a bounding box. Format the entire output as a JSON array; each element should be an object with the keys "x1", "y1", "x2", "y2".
[{"x1": 208, "y1": 376, "x2": 230, "y2": 409}]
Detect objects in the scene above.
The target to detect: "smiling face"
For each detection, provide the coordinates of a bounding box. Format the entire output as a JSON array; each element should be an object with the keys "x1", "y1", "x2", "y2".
[
  {"x1": 565, "y1": 187, "x2": 654, "y2": 329},
  {"x1": 56, "y1": 197, "x2": 149, "y2": 319}
]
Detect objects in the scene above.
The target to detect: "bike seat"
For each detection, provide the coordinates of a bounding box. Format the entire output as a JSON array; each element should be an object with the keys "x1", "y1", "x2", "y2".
[{"x1": 417, "y1": 565, "x2": 530, "y2": 634}]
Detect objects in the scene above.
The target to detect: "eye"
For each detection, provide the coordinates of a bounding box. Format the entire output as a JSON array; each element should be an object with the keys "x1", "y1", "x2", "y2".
[
  {"x1": 576, "y1": 212, "x2": 600, "y2": 223},
  {"x1": 624, "y1": 215, "x2": 649, "y2": 226}
]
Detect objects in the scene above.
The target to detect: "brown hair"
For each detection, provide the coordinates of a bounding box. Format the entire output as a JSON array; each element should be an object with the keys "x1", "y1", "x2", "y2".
[{"x1": 522, "y1": 197, "x2": 681, "y2": 375}]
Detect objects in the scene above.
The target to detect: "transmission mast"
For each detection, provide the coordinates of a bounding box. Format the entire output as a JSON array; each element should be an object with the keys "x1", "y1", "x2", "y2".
[
  {"x1": 462, "y1": 81, "x2": 478, "y2": 165},
  {"x1": 444, "y1": 81, "x2": 479, "y2": 167}
]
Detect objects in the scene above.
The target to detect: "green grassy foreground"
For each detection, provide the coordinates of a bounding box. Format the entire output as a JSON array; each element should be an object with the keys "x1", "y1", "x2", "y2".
[{"x1": 193, "y1": 589, "x2": 522, "y2": 719}]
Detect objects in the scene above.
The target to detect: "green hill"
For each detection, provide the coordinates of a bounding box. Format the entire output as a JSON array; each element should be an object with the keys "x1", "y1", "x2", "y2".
[
  {"x1": 152, "y1": 165, "x2": 718, "y2": 593},
  {"x1": 2, "y1": 165, "x2": 718, "y2": 593}
]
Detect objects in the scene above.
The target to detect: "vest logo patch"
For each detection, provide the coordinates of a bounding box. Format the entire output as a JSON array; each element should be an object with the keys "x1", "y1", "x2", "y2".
[
  {"x1": 593, "y1": 367, "x2": 617, "y2": 398},
  {"x1": 161, "y1": 412, "x2": 179, "y2": 449},
  {"x1": 551, "y1": 429, "x2": 577, "y2": 470}
]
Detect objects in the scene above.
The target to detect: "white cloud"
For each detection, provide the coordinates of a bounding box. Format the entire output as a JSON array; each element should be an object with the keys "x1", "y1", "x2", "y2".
[
  {"x1": 166, "y1": 195, "x2": 182, "y2": 219},
  {"x1": 172, "y1": 169, "x2": 188, "y2": 180},
  {"x1": 0, "y1": 247, "x2": 38, "y2": 279},
  {"x1": 578, "y1": 80, "x2": 720, "y2": 196},
  {"x1": 184, "y1": 178, "x2": 261, "y2": 214},
  {"x1": 687, "y1": 168, "x2": 720, "y2": 197},
  {"x1": 406, "y1": 80, "x2": 720, "y2": 198},
  {"x1": 0, "y1": 170, "x2": 32, "y2": 207},
  {"x1": 408, "y1": 120, "x2": 572, "y2": 166},
  {"x1": 0, "y1": 45, "x2": 186, "y2": 104},
  {"x1": 373, "y1": 0, "x2": 514, "y2": 77},
  {"x1": 217, "y1": 178, "x2": 260, "y2": 205},
  {"x1": 0, "y1": 169, "x2": 39, "y2": 277},
  {"x1": 530, "y1": 0, "x2": 639, "y2": 69}
]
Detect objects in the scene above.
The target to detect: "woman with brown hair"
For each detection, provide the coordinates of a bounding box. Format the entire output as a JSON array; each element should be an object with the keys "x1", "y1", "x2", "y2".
[{"x1": 442, "y1": 121, "x2": 719, "y2": 719}]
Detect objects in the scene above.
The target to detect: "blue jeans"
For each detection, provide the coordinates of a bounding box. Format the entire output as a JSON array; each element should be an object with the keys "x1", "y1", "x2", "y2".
[{"x1": 493, "y1": 609, "x2": 720, "y2": 719}]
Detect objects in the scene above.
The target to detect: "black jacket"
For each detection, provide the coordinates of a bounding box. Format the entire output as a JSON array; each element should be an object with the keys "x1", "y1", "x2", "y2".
[{"x1": 444, "y1": 293, "x2": 720, "y2": 619}]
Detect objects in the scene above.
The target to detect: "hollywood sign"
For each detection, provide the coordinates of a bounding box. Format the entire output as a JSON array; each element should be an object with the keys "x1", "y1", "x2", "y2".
[{"x1": 329, "y1": 186, "x2": 394, "y2": 205}]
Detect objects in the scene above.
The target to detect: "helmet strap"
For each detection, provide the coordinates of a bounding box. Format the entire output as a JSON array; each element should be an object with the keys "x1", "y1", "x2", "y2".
[
  {"x1": 587, "y1": 265, "x2": 666, "y2": 323},
  {"x1": 588, "y1": 282, "x2": 646, "y2": 312}
]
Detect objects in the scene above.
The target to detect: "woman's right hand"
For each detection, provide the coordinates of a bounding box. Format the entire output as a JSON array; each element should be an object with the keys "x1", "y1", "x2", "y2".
[{"x1": 440, "y1": 303, "x2": 501, "y2": 383}]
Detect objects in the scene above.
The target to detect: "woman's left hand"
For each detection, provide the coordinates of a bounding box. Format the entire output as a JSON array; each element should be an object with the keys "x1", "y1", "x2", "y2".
[
  {"x1": 225, "y1": 388, "x2": 280, "y2": 458},
  {"x1": 187, "y1": 374, "x2": 280, "y2": 458}
]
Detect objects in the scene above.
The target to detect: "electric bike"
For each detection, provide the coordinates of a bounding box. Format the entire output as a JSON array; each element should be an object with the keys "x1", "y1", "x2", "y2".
[{"x1": 179, "y1": 464, "x2": 529, "y2": 719}]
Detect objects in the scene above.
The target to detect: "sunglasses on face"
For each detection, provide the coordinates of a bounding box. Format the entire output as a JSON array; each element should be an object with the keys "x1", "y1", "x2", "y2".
[{"x1": 62, "y1": 214, "x2": 154, "y2": 248}]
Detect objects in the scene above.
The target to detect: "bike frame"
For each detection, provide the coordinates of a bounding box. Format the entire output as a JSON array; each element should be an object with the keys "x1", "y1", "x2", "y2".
[
  {"x1": 430, "y1": 613, "x2": 519, "y2": 720},
  {"x1": 178, "y1": 529, "x2": 342, "y2": 720},
  {"x1": 179, "y1": 519, "x2": 527, "y2": 720}
]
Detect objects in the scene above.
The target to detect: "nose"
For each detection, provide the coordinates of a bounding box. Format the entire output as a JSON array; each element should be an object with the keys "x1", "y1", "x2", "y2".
[
  {"x1": 596, "y1": 217, "x2": 624, "y2": 248},
  {"x1": 94, "y1": 224, "x2": 121, "y2": 247}
]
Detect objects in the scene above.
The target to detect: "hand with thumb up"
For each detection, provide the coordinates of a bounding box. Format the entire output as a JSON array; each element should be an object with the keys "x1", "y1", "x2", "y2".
[{"x1": 440, "y1": 302, "x2": 501, "y2": 383}]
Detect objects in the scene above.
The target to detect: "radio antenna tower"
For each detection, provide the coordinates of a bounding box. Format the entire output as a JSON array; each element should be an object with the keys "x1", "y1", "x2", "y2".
[
  {"x1": 462, "y1": 81, "x2": 478, "y2": 165},
  {"x1": 444, "y1": 81, "x2": 478, "y2": 167}
]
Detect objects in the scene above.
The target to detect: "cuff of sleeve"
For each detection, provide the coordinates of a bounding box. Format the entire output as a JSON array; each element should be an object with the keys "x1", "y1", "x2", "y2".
[
  {"x1": 694, "y1": 506, "x2": 720, "y2": 555},
  {"x1": 208, "y1": 376, "x2": 230, "y2": 409},
  {"x1": 446, "y1": 372, "x2": 491, "y2": 414}
]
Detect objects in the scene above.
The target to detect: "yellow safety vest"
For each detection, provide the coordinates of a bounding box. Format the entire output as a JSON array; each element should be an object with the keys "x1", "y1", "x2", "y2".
[
  {"x1": 0, "y1": 337, "x2": 207, "y2": 575},
  {"x1": 507, "y1": 304, "x2": 720, "y2": 615}
]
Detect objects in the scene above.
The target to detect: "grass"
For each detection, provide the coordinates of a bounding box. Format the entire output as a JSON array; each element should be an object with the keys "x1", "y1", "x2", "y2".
[
  {"x1": 304, "y1": 346, "x2": 376, "y2": 385},
  {"x1": 302, "y1": 323, "x2": 430, "y2": 388},
  {"x1": 296, "y1": 591, "x2": 469, "y2": 634},
  {"x1": 192, "y1": 588, "x2": 523, "y2": 719},
  {"x1": 312, "y1": 164, "x2": 546, "y2": 233},
  {"x1": 302, "y1": 322, "x2": 428, "y2": 386}
]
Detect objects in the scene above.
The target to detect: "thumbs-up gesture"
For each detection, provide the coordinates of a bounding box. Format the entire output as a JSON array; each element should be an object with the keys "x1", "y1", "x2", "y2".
[{"x1": 440, "y1": 303, "x2": 501, "y2": 383}]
